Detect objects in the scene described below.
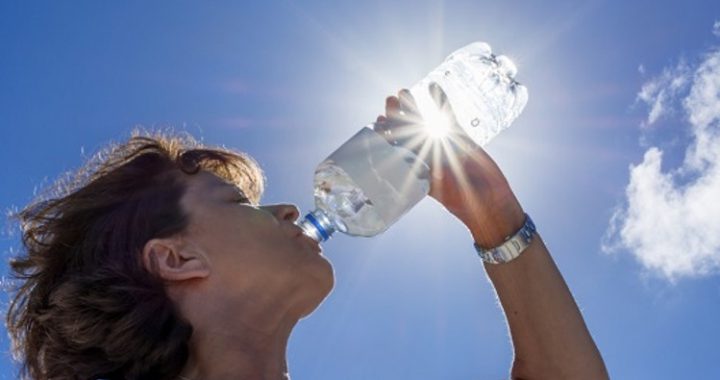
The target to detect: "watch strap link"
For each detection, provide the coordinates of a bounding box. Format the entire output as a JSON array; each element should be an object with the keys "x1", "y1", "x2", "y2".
[{"x1": 474, "y1": 213, "x2": 536, "y2": 264}]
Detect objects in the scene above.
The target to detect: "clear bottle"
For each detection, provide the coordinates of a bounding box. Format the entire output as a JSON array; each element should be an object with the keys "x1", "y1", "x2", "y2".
[
  {"x1": 410, "y1": 41, "x2": 528, "y2": 145},
  {"x1": 297, "y1": 42, "x2": 528, "y2": 243}
]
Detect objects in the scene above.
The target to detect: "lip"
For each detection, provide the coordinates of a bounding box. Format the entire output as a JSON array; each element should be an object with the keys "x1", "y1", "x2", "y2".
[
  {"x1": 293, "y1": 226, "x2": 322, "y2": 253},
  {"x1": 303, "y1": 234, "x2": 323, "y2": 254}
]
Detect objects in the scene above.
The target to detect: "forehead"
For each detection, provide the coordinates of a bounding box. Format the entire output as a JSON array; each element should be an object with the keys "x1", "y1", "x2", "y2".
[{"x1": 182, "y1": 171, "x2": 245, "y2": 199}]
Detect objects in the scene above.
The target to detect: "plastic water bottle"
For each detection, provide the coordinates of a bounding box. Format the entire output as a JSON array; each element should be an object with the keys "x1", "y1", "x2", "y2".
[
  {"x1": 297, "y1": 42, "x2": 528, "y2": 243},
  {"x1": 410, "y1": 42, "x2": 528, "y2": 145}
]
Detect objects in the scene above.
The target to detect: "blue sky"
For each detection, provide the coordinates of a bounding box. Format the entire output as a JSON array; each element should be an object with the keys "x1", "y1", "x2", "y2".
[{"x1": 1, "y1": 1, "x2": 719, "y2": 378}]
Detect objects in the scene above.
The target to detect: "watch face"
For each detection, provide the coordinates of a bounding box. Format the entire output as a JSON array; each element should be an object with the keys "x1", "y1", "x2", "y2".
[{"x1": 526, "y1": 214, "x2": 536, "y2": 232}]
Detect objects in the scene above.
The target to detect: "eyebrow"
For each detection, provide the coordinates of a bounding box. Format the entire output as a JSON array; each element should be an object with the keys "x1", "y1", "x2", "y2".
[
  {"x1": 215, "y1": 182, "x2": 249, "y2": 198},
  {"x1": 213, "y1": 182, "x2": 235, "y2": 190}
]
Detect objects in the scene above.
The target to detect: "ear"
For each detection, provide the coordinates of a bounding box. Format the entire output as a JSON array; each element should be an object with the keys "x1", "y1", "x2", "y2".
[{"x1": 142, "y1": 238, "x2": 210, "y2": 282}]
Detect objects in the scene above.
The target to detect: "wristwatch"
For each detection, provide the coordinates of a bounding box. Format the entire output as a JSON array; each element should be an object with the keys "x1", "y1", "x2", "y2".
[{"x1": 474, "y1": 213, "x2": 536, "y2": 264}]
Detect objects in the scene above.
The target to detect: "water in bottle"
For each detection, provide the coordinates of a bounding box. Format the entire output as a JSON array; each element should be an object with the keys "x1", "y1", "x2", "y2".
[{"x1": 298, "y1": 127, "x2": 430, "y2": 242}]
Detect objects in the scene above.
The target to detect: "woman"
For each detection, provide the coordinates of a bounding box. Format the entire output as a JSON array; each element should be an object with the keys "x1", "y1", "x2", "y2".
[{"x1": 6, "y1": 89, "x2": 609, "y2": 379}]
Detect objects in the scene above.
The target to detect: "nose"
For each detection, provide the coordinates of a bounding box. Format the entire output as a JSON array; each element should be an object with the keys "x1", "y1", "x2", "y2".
[{"x1": 264, "y1": 204, "x2": 301, "y2": 222}]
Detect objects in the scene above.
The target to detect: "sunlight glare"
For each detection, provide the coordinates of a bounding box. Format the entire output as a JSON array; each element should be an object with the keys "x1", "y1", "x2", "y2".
[
  {"x1": 423, "y1": 106, "x2": 453, "y2": 139},
  {"x1": 411, "y1": 88, "x2": 453, "y2": 140}
]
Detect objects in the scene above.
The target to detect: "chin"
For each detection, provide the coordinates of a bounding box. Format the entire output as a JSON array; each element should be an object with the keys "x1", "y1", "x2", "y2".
[{"x1": 298, "y1": 260, "x2": 335, "y2": 318}]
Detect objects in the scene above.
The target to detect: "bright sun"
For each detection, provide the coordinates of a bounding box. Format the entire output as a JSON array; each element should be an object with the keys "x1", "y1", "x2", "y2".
[
  {"x1": 411, "y1": 89, "x2": 453, "y2": 139},
  {"x1": 422, "y1": 108, "x2": 453, "y2": 139}
]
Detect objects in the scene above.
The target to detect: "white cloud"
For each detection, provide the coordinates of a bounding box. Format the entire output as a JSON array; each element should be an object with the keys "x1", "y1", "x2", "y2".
[
  {"x1": 635, "y1": 59, "x2": 691, "y2": 126},
  {"x1": 714, "y1": 20, "x2": 720, "y2": 37},
  {"x1": 605, "y1": 28, "x2": 720, "y2": 282}
]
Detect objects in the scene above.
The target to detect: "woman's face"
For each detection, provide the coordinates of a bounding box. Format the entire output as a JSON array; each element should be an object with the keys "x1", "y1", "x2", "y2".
[{"x1": 178, "y1": 170, "x2": 334, "y2": 317}]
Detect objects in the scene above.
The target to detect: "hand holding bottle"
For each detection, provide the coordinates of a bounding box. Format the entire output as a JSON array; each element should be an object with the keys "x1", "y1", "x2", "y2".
[
  {"x1": 298, "y1": 42, "x2": 528, "y2": 243},
  {"x1": 375, "y1": 84, "x2": 525, "y2": 248}
]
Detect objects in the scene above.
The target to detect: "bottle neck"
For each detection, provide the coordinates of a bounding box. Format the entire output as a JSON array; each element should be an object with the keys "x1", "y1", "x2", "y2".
[{"x1": 297, "y1": 209, "x2": 337, "y2": 243}]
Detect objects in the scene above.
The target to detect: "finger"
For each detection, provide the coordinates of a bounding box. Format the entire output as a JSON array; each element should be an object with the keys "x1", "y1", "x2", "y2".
[
  {"x1": 385, "y1": 96, "x2": 401, "y2": 119},
  {"x1": 398, "y1": 89, "x2": 423, "y2": 124},
  {"x1": 428, "y1": 83, "x2": 464, "y2": 131},
  {"x1": 374, "y1": 118, "x2": 398, "y2": 146},
  {"x1": 429, "y1": 82, "x2": 447, "y2": 109},
  {"x1": 428, "y1": 83, "x2": 457, "y2": 129},
  {"x1": 384, "y1": 92, "x2": 425, "y2": 152},
  {"x1": 386, "y1": 95, "x2": 416, "y2": 128},
  {"x1": 398, "y1": 89, "x2": 419, "y2": 115},
  {"x1": 427, "y1": 83, "x2": 479, "y2": 151}
]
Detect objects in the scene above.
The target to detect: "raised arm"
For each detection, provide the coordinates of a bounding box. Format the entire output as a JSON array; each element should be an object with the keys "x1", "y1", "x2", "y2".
[{"x1": 378, "y1": 88, "x2": 609, "y2": 379}]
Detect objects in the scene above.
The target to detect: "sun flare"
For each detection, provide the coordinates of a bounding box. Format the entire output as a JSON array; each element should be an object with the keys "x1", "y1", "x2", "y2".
[
  {"x1": 412, "y1": 90, "x2": 453, "y2": 140},
  {"x1": 422, "y1": 109, "x2": 453, "y2": 139}
]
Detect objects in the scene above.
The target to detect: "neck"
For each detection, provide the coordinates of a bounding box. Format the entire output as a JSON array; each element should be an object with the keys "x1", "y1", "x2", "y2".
[
  {"x1": 179, "y1": 315, "x2": 296, "y2": 380},
  {"x1": 176, "y1": 291, "x2": 303, "y2": 380}
]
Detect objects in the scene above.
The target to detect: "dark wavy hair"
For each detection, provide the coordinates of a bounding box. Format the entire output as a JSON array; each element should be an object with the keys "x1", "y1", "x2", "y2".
[{"x1": 5, "y1": 130, "x2": 265, "y2": 380}]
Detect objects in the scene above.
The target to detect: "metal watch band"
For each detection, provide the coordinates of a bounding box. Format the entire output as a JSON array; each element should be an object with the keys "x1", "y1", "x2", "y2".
[{"x1": 474, "y1": 213, "x2": 536, "y2": 264}]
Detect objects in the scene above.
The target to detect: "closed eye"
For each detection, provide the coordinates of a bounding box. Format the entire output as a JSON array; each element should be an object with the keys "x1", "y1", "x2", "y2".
[
  {"x1": 223, "y1": 184, "x2": 251, "y2": 204},
  {"x1": 233, "y1": 196, "x2": 251, "y2": 204}
]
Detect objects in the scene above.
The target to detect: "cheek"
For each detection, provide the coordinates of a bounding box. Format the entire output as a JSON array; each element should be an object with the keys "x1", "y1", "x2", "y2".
[
  {"x1": 206, "y1": 225, "x2": 292, "y2": 270},
  {"x1": 192, "y1": 208, "x2": 305, "y2": 271},
  {"x1": 192, "y1": 207, "x2": 265, "y2": 242}
]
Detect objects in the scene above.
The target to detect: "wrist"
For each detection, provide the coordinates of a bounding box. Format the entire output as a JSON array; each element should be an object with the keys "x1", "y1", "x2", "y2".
[
  {"x1": 474, "y1": 213, "x2": 536, "y2": 264},
  {"x1": 467, "y1": 201, "x2": 525, "y2": 249}
]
